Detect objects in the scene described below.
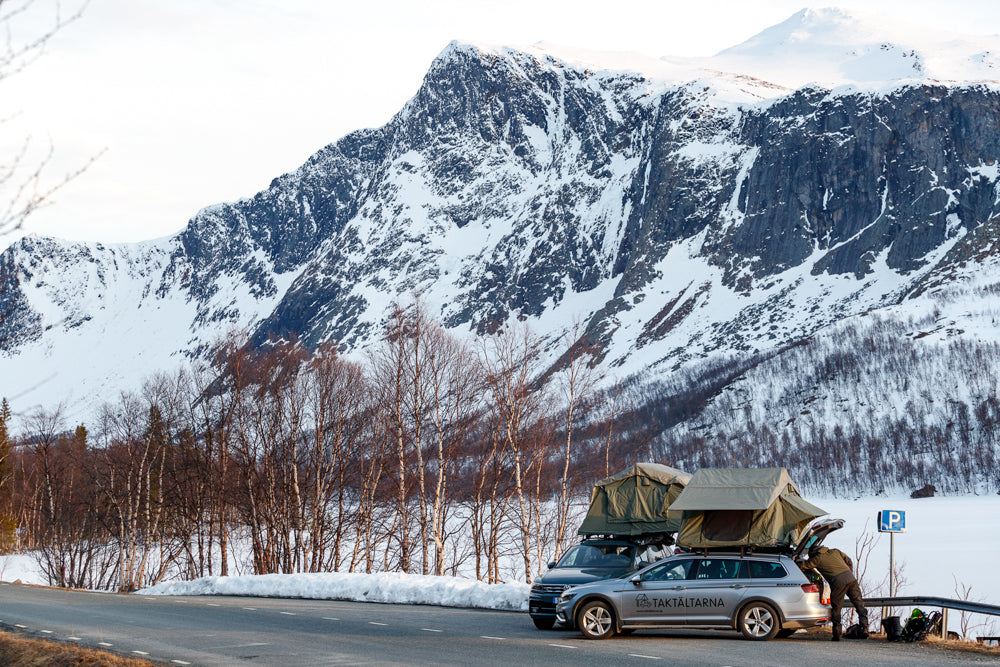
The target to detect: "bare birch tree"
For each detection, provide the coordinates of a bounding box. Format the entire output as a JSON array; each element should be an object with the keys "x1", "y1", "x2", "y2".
[
  {"x1": 370, "y1": 304, "x2": 416, "y2": 572},
  {"x1": 370, "y1": 300, "x2": 444, "y2": 573},
  {"x1": 26, "y1": 406, "x2": 113, "y2": 589},
  {"x1": 601, "y1": 379, "x2": 624, "y2": 478},
  {"x1": 552, "y1": 324, "x2": 599, "y2": 560},
  {"x1": 422, "y1": 322, "x2": 480, "y2": 575},
  {"x1": 479, "y1": 324, "x2": 542, "y2": 583},
  {"x1": 1, "y1": 0, "x2": 99, "y2": 236},
  {"x1": 304, "y1": 342, "x2": 367, "y2": 572},
  {"x1": 186, "y1": 360, "x2": 233, "y2": 577},
  {"x1": 348, "y1": 410, "x2": 388, "y2": 574},
  {"x1": 215, "y1": 335, "x2": 272, "y2": 574},
  {"x1": 94, "y1": 372, "x2": 189, "y2": 592}
]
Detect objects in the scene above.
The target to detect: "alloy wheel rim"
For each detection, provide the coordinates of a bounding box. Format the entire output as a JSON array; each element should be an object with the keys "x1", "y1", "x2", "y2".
[
  {"x1": 745, "y1": 607, "x2": 774, "y2": 637},
  {"x1": 583, "y1": 606, "x2": 612, "y2": 636}
]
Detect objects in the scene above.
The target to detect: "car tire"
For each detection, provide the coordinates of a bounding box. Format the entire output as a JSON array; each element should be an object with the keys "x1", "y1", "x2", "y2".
[
  {"x1": 531, "y1": 616, "x2": 556, "y2": 630},
  {"x1": 578, "y1": 600, "x2": 616, "y2": 640},
  {"x1": 776, "y1": 628, "x2": 797, "y2": 639},
  {"x1": 738, "y1": 602, "x2": 780, "y2": 641}
]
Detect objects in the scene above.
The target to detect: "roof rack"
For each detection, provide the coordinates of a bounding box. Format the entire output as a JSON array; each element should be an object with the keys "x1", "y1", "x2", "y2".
[
  {"x1": 675, "y1": 544, "x2": 794, "y2": 557},
  {"x1": 580, "y1": 533, "x2": 676, "y2": 546}
]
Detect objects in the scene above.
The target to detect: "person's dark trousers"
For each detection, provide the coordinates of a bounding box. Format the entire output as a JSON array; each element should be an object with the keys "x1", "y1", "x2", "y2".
[{"x1": 829, "y1": 570, "x2": 869, "y2": 639}]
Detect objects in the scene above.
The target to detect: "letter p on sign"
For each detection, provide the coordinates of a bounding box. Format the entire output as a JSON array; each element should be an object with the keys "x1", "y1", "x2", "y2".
[{"x1": 878, "y1": 510, "x2": 906, "y2": 533}]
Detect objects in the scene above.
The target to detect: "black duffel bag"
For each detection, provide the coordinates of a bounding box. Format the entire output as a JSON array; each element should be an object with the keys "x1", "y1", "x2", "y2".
[{"x1": 883, "y1": 616, "x2": 902, "y2": 642}]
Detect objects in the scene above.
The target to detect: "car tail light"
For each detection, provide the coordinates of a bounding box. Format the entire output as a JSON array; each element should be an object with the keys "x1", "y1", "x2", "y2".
[{"x1": 800, "y1": 583, "x2": 819, "y2": 594}]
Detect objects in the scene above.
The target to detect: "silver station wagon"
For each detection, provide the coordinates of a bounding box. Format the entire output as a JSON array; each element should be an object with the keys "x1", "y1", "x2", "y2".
[{"x1": 555, "y1": 552, "x2": 829, "y2": 640}]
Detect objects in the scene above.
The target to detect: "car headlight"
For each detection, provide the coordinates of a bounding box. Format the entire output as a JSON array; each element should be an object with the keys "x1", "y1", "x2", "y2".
[{"x1": 560, "y1": 590, "x2": 577, "y2": 601}]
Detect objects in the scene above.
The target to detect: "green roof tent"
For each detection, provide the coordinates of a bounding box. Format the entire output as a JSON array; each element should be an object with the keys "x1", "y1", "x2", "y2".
[
  {"x1": 671, "y1": 467, "x2": 826, "y2": 549},
  {"x1": 577, "y1": 463, "x2": 693, "y2": 536}
]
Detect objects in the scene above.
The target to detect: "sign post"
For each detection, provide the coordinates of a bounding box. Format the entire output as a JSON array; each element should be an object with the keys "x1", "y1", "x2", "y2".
[
  {"x1": 877, "y1": 510, "x2": 906, "y2": 622},
  {"x1": 878, "y1": 509, "x2": 906, "y2": 594}
]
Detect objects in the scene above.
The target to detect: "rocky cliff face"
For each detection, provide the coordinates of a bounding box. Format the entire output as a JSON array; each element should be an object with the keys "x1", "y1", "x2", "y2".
[{"x1": 2, "y1": 20, "x2": 999, "y2": 419}]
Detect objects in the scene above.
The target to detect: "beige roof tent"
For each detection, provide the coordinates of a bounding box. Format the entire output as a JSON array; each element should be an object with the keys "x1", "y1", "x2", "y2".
[
  {"x1": 671, "y1": 467, "x2": 826, "y2": 549},
  {"x1": 577, "y1": 463, "x2": 692, "y2": 536}
]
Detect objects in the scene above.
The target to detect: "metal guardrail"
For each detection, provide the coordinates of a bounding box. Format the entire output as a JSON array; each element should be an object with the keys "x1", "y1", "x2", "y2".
[{"x1": 864, "y1": 596, "x2": 1000, "y2": 640}]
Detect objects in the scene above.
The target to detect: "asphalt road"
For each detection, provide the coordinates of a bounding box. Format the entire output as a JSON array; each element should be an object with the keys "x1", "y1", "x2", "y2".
[{"x1": 0, "y1": 581, "x2": 991, "y2": 666}]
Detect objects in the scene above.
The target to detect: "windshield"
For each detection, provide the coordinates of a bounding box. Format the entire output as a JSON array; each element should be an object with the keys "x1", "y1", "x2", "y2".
[{"x1": 556, "y1": 544, "x2": 635, "y2": 569}]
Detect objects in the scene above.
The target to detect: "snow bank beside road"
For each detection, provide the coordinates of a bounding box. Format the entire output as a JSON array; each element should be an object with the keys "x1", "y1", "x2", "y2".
[{"x1": 141, "y1": 571, "x2": 531, "y2": 611}]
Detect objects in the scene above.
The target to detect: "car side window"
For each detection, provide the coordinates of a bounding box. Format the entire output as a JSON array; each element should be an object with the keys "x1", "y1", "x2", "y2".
[
  {"x1": 635, "y1": 545, "x2": 666, "y2": 568},
  {"x1": 643, "y1": 559, "x2": 693, "y2": 582},
  {"x1": 693, "y1": 558, "x2": 742, "y2": 579},
  {"x1": 748, "y1": 561, "x2": 788, "y2": 578}
]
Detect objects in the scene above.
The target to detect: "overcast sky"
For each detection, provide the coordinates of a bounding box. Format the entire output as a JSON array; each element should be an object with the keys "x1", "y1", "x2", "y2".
[{"x1": 2, "y1": 0, "x2": 998, "y2": 247}]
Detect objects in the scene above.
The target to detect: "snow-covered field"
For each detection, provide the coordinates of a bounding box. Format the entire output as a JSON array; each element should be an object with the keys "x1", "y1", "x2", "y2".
[
  {"x1": 2, "y1": 495, "x2": 997, "y2": 635},
  {"x1": 815, "y1": 495, "x2": 999, "y2": 603}
]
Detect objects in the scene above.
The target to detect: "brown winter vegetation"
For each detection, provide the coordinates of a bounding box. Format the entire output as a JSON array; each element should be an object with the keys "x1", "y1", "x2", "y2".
[
  {"x1": 782, "y1": 626, "x2": 1000, "y2": 655},
  {"x1": 0, "y1": 300, "x2": 638, "y2": 591},
  {"x1": 0, "y1": 630, "x2": 154, "y2": 667},
  {"x1": 921, "y1": 634, "x2": 1000, "y2": 656}
]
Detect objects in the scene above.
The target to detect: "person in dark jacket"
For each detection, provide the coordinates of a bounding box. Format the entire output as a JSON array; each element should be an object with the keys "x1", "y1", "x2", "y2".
[{"x1": 797, "y1": 545, "x2": 869, "y2": 641}]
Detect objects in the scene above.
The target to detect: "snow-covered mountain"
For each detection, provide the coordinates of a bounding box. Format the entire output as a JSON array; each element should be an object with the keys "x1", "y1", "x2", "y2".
[
  {"x1": 2, "y1": 7, "x2": 999, "y2": 442},
  {"x1": 707, "y1": 7, "x2": 1000, "y2": 87}
]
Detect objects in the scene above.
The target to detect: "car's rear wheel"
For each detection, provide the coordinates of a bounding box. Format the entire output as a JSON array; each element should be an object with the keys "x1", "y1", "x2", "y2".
[
  {"x1": 531, "y1": 616, "x2": 556, "y2": 630},
  {"x1": 578, "y1": 600, "x2": 616, "y2": 640},
  {"x1": 738, "y1": 602, "x2": 780, "y2": 641}
]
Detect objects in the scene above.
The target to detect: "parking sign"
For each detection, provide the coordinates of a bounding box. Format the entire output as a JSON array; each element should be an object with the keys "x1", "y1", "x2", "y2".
[{"x1": 878, "y1": 509, "x2": 906, "y2": 533}]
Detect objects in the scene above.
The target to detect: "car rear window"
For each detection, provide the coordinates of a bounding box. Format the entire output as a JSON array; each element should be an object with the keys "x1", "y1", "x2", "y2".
[{"x1": 748, "y1": 561, "x2": 787, "y2": 578}]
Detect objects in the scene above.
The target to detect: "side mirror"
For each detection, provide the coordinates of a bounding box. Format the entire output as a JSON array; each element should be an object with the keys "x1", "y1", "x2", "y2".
[
  {"x1": 547, "y1": 561, "x2": 557, "y2": 569},
  {"x1": 630, "y1": 575, "x2": 642, "y2": 586}
]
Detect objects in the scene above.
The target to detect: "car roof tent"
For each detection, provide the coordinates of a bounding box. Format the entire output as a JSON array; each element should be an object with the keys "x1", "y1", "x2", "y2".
[
  {"x1": 577, "y1": 462, "x2": 692, "y2": 537},
  {"x1": 671, "y1": 467, "x2": 827, "y2": 549}
]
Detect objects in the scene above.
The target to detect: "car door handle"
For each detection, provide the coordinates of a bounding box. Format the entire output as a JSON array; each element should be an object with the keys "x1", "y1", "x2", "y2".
[
  {"x1": 672, "y1": 586, "x2": 686, "y2": 591},
  {"x1": 729, "y1": 584, "x2": 746, "y2": 589}
]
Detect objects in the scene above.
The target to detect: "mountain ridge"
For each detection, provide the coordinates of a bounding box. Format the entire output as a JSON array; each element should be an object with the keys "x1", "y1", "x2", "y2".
[{"x1": 1, "y1": 9, "x2": 998, "y2": 446}]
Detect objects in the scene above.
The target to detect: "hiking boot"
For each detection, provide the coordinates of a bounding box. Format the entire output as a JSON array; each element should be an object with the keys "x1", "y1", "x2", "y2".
[{"x1": 832, "y1": 627, "x2": 842, "y2": 642}]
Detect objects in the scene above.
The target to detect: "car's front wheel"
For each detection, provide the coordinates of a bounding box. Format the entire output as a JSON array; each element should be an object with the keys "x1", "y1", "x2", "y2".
[
  {"x1": 531, "y1": 616, "x2": 555, "y2": 630},
  {"x1": 738, "y1": 602, "x2": 780, "y2": 641},
  {"x1": 578, "y1": 600, "x2": 616, "y2": 640}
]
